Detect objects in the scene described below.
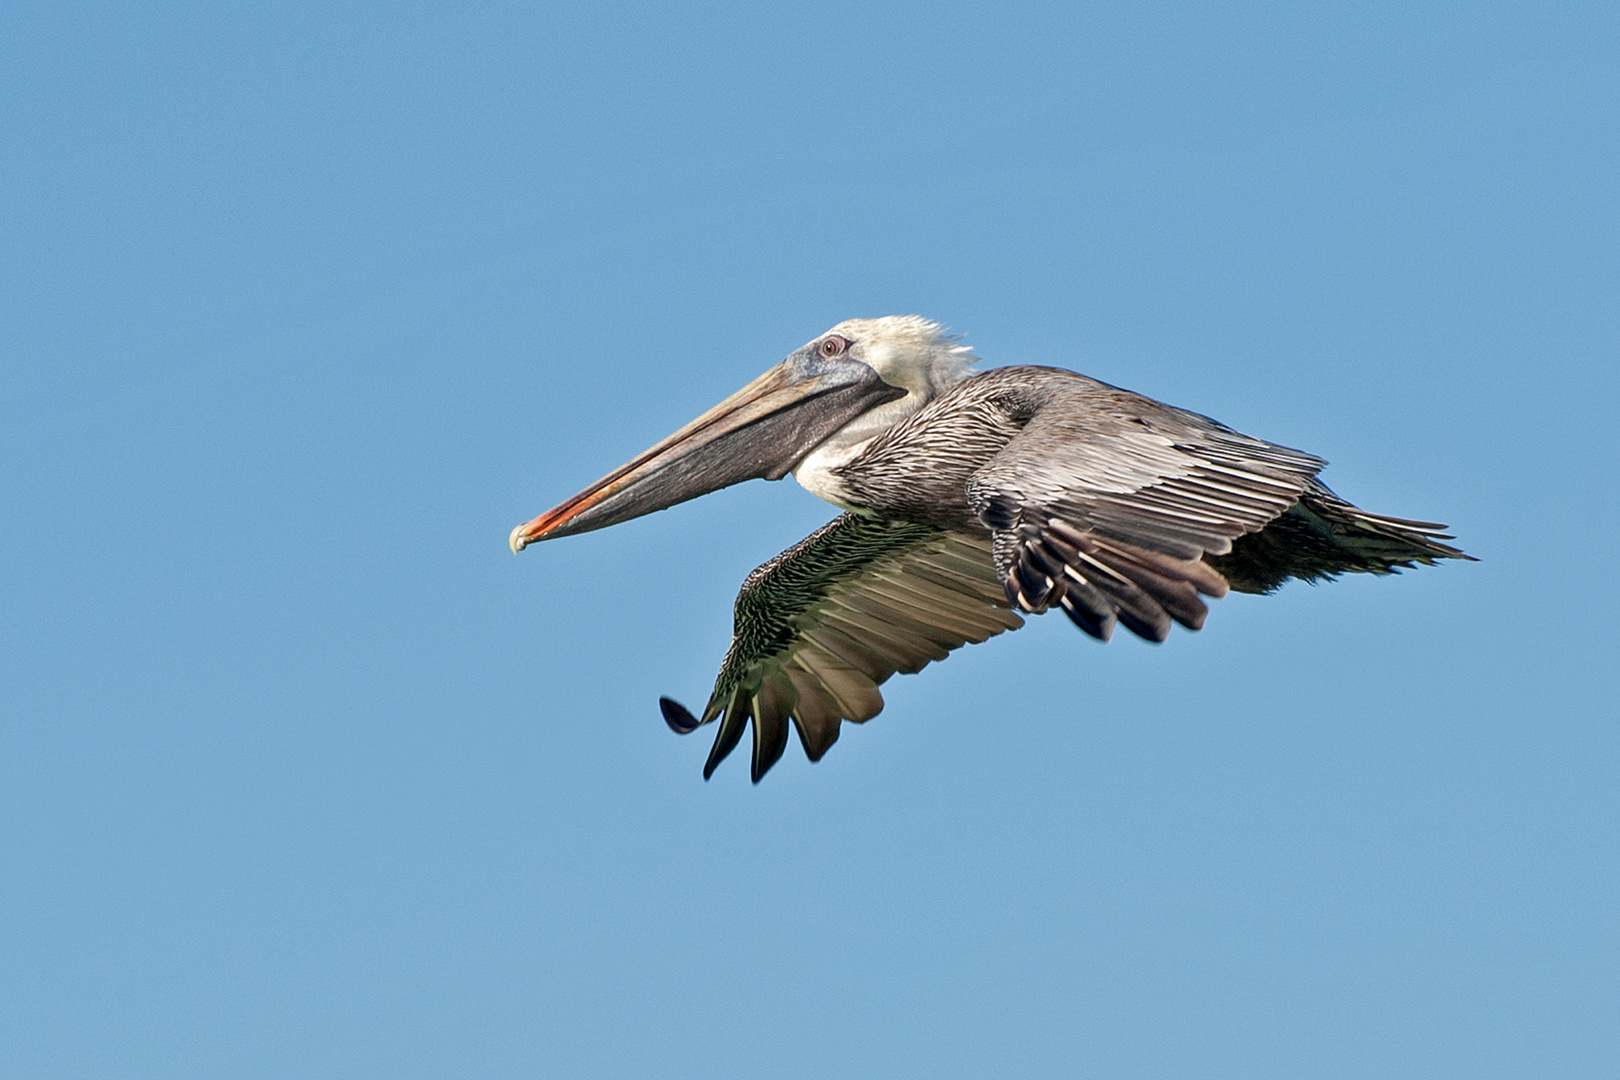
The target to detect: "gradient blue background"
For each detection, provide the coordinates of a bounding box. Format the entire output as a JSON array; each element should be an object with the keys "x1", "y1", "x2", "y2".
[{"x1": 4, "y1": 3, "x2": 1616, "y2": 1076}]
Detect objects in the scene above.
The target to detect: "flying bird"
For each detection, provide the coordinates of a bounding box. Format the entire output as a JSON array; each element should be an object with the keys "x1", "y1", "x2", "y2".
[{"x1": 510, "y1": 317, "x2": 1469, "y2": 782}]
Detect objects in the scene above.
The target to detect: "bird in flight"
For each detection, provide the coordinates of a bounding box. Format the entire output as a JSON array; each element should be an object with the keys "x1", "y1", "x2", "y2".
[{"x1": 511, "y1": 317, "x2": 1469, "y2": 782}]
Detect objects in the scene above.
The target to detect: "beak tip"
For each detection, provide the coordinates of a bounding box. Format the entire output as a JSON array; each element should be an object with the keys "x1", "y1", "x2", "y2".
[{"x1": 509, "y1": 525, "x2": 529, "y2": 554}]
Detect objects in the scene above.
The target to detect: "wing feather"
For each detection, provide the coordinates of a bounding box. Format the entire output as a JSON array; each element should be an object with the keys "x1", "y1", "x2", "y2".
[
  {"x1": 968, "y1": 372, "x2": 1325, "y2": 640},
  {"x1": 665, "y1": 513, "x2": 1023, "y2": 782},
  {"x1": 783, "y1": 666, "x2": 843, "y2": 761},
  {"x1": 964, "y1": 367, "x2": 1466, "y2": 636}
]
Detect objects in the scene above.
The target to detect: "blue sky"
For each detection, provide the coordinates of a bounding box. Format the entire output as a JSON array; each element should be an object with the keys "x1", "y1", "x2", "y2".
[{"x1": 3, "y1": 2, "x2": 1616, "y2": 1077}]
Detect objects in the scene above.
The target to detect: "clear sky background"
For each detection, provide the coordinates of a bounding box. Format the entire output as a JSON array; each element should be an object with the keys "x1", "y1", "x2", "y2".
[{"x1": 3, "y1": 2, "x2": 1616, "y2": 1077}]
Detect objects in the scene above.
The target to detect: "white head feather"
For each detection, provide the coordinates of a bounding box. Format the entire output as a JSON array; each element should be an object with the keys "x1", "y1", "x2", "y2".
[
  {"x1": 824, "y1": 315, "x2": 977, "y2": 401},
  {"x1": 790, "y1": 316, "x2": 978, "y2": 507}
]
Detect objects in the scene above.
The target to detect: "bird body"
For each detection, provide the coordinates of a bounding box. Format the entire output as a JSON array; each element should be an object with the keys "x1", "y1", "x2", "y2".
[{"x1": 511, "y1": 317, "x2": 1470, "y2": 781}]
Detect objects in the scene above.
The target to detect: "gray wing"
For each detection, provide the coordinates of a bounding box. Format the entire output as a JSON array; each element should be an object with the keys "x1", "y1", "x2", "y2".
[
  {"x1": 967, "y1": 374, "x2": 1326, "y2": 641},
  {"x1": 659, "y1": 513, "x2": 1023, "y2": 783},
  {"x1": 967, "y1": 370, "x2": 1468, "y2": 640}
]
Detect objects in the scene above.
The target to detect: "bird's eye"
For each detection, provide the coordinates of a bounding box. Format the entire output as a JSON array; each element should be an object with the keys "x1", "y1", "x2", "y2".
[{"x1": 819, "y1": 335, "x2": 849, "y2": 358}]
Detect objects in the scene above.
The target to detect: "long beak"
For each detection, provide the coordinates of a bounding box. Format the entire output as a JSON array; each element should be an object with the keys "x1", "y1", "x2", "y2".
[{"x1": 510, "y1": 355, "x2": 904, "y2": 552}]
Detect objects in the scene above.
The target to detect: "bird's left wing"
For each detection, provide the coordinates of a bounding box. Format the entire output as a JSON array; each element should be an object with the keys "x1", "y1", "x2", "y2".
[
  {"x1": 965, "y1": 371, "x2": 1327, "y2": 642},
  {"x1": 659, "y1": 513, "x2": 1023, "y2": 782}
]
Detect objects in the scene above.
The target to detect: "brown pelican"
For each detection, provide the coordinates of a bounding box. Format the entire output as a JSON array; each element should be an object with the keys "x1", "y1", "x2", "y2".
[{"x1": 511, "y1": 317, "x2": 1469, "y2": 782}]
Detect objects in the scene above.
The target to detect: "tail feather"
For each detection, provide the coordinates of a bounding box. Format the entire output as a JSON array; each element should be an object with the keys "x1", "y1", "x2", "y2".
[{"x1": 1208, "y1": 480, "x2": 1473, "y2": 594}]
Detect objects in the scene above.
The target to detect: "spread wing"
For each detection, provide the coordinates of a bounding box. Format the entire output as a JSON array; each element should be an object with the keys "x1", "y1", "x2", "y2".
[
  {"x1": 967, "y1": 378, "x2": 1328, "y2": 642},
  {"x1": 658, "y1": 513, "x2": 1023, "y2": 783}
]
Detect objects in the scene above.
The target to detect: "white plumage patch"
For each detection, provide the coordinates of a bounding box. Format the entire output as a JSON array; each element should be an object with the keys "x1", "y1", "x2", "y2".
[
  {"x1": 826, "y1": 315, "x2": 978, "y2": 398},
  {"x1": 790, "y1": 316, "x2": 978, "y2": 508}
]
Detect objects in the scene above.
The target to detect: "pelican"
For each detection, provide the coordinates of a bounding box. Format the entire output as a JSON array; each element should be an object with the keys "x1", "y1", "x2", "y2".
[{"x1": 511, "y1": 317, "x2": 1470, "y2": 782}]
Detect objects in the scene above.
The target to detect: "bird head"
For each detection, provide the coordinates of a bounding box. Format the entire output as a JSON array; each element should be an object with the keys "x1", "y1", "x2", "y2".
[{"x1": 508, "y1": 316, "x2": 976, "y2": 551}]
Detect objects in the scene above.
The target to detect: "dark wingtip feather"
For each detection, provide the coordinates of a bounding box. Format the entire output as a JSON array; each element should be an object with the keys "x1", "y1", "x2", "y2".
[
  {"x1": 751, "y1": 718, "x2": 789, "y2": 784},
  {"x1": 702, "y1": 704, "x2": 748, "y2": 780},
  {"x1": 792, "y1": 715, "x2": 841, "y2": 762},
  {"x1": 749, "y1": 680, "x2": 793, "y2": 783},
  {"x1": 1058, "y1": 588, "x2": 1115, "y2": 642},
  {"x1": 1116, "y1": 608, "x2": 1171, "y2": 643},
  {"x1": 659, "y1": 697, "x2": 701, "y2": 735}
]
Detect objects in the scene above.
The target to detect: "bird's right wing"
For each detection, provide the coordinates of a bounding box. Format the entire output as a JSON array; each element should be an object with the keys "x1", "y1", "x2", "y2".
[{"x1": 658, "y1": 513, "x2": 1023, "y2": 783}]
